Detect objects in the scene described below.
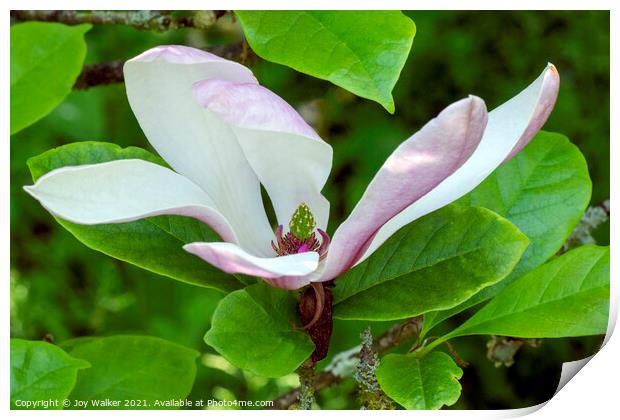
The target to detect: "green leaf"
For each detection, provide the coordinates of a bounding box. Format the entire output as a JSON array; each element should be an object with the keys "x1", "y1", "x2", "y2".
[
  {"x1": 332, "y1": 205, "x2": 528, "y2": 320},
  {"x1": 236, "y1": 11, "x2": 415, "y2": 113},
  {"x1": 27, "y1": 142, "x2": 243, "y2": 293},
  {"x1": 11, "y1": 339, "x2": 90, "y2": 409},
  {"x1": 205, "y1": 282, "x2": 314, "y2": 377},
  {"x1": 63, "y1": 335, "x2": 199, "y2": 405},
  {"x1": 11, "y1": 22, "x2": 91, "y2": 135},
  {"x1": 445, "y1": 245, "x2": 609, "y2": 339},
  {"x1": 460, "y1": 132, "x2": 591, "y2": 280},
  {"x1": 424, "y1": 132, "x2": 591, "y2": 332},
  {"x1": 376, "y1": 352, "x2": 462, "y2": 410}
]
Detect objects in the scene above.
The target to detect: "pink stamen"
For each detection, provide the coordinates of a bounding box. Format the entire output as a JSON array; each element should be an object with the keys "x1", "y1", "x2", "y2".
[{"x1": 271, "y1": 224, "x2": 330, "y2": 260}]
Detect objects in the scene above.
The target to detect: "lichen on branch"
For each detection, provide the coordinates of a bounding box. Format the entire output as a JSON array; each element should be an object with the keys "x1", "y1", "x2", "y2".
[
  {"x1": 11, "y1": 10, "x2": 224, "y2": 31},
  {"x1": 355, "y1": 327, "x2": 394, "y2": 409}
]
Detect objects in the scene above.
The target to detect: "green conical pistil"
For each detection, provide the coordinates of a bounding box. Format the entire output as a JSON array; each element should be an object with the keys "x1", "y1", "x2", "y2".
[{"x1": 289, "y1": 202, "x2": 316, "y2": 241}]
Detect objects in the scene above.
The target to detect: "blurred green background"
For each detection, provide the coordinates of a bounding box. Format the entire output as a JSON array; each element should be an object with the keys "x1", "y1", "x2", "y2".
[{"x1": 10, "y1": 11, "x2": 609, "y2": 409}]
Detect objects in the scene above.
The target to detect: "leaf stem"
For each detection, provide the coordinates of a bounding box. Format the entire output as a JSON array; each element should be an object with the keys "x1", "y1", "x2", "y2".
[{"x1": 411, "y1": 335, "x2": 448, "y2": 358}]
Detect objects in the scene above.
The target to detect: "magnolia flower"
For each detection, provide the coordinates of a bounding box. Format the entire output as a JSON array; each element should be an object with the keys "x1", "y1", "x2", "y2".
[{"x1": 25, "y1": 46, "x2": 559, "y2": 295}]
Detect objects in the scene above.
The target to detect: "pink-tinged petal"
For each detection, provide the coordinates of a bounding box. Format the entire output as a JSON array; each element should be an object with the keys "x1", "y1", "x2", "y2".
[
  {"x1": 129, "y1": 45, "x2": 258, "y2": 80},
  {"x1": 503, "y1": 64, "x2": 560, "y2": 160},
  {"x1": 193, "y1": 80, "x2": 321, "y2": 140},
  {"x1": 24, "y1": 159, "x2": 238, "y2": 244},
  {"x1": 318, "y1": 96, "x2": 488, "y2": 282},
  {"x1": 264, "y1": 272, "x2": 319, "y2": 290},
  {"x1": 193, "y1": 80, "x2": 332, "y2": 230},
  {"x1": 183, "y1": 242, "x2": 318, "y2": 290},
  {"x1": 358, "y1": 64, "x2": 560, "y2": 263},
  {"x1": 124, "y1": 45, "x2": 274, "y2": 256}
]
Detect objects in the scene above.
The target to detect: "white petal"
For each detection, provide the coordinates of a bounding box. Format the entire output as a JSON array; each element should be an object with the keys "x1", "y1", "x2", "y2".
[
  {"x1": 124, "y1": 45, "x2": 274, "y2": 256},
  {"x1": 24, "y1": 159, "x2": 238, "y2": 244},
  {"x1": 183, "y1": 242, "x2": 318, "y2": 290},
  {"x1": 358, "y1": 64, "x2": 560, "y2": 263},
  {"x1": 193, "y1": 80, "x2": 332, "y2": 229}
]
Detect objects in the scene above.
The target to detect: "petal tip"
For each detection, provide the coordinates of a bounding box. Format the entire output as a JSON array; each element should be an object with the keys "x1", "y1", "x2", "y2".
[
  {"x1": 466, "y1": 94, "x2": 488, "y2": 116},
  {"x1": 22, "y1": 184, "x2": 36, "y2": 198},
  {"x1": 461, "y1": 95, "x2": 489, "y2": 136},
  {"x1": 545, "y1": 63, "x2": 560, "y2": 86},
  {"x1": 23, "y1": 183, "x2": 44, "y2": 199},
  {"x1": 182, "y1": 242, "x2": 206, "y2": 253},
  {"x1": 467, "y1": 93, "x2": 485, "y2": 104},
  {"x1": 499, "y1": 63, "x2": 561, "y2": 161},
  {"x1": 547, "y1": 62, "x2": 558, "y2": 73}
]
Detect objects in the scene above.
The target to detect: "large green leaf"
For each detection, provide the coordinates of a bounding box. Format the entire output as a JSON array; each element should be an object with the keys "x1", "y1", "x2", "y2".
[
  {"x1": 63, "y1": 335, "x2": 199, "y2": 406},
  {"x1": 376, "y1": 351, "x2": 462, "y2": 410},
  {"x1": 424, "y1": 132, "x2": 591, "y2": 332},
  {"x1": 27, "y1": 142, "x2": 243, "y2": 293},
  {"x1": 332, "y1": 205, "x2": 528, "y2": 320},
  {"x1": 236, "y1": 11, "x2": 415, "y2": 113},
  {"x1": 11, "y1": 22, "x2": 91, "y2": 135},
  {"x1": 444, "y1": 245, "x2": 609, "y2": 339},
  {"x1": 205, "y1": 282, "x2": 314, "y2": 377},
  {"x1": 11, "y1": 339, "x2": 90, "y2": 409}
]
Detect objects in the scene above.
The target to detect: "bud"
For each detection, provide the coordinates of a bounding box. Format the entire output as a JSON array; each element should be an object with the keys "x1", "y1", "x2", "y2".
[{"x1": 289, "y1": 203, "x2": 316, "y2": 241}]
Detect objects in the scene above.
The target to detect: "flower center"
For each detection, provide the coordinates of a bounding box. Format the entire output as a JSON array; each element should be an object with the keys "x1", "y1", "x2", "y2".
[{"x1": 271, "y1": 202, "x2": 330, "y2": 260}]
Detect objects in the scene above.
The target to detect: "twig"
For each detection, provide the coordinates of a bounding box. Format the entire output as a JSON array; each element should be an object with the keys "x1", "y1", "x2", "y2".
[
  {"x1": 11, "y1": 10, "x2": 223, "y2": 31},
  {"x1": 73, "y1": 60, "x2": 125, "y2": 89},
  {"x1": 72, "y1": 42, "x2": 255, "y2": 90},
  {"x1": 269, "y1": 317, "x2": 422, "y2": 410}
]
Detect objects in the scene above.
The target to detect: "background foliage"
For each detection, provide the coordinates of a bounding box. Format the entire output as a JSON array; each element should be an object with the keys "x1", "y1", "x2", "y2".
[{"x1": 10, "y1": 11, "x2": 609, "y2": 409}]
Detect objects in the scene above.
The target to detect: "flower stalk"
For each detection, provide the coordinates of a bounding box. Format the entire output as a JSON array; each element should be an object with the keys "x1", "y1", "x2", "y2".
[{"x1": 298, "y1": 282, "x2": 334, "y2": 362}]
